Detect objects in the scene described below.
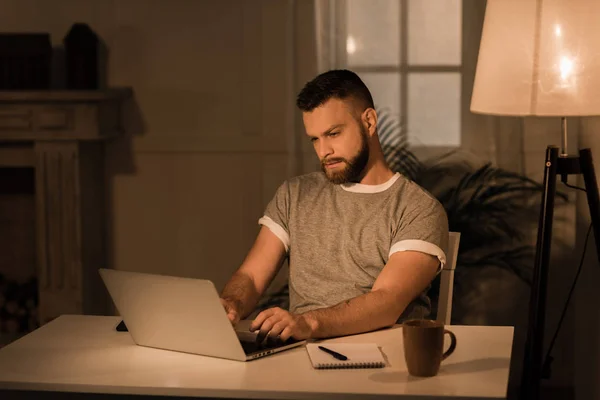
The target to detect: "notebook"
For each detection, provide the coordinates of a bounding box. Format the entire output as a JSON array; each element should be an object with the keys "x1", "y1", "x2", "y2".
[{"x1": 306, "y1": 343, "x2": 386, "y2": 369}]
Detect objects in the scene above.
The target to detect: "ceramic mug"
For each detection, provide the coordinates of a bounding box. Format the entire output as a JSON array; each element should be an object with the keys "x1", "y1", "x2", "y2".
[{"x1": 402, "y1": 318, "x2": 457, "y2": 377}]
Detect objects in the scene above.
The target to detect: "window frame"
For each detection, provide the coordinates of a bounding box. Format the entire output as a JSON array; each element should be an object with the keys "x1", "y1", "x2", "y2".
[{"x1": 335, "y1": 0, "x2": 463, "y2": 155}]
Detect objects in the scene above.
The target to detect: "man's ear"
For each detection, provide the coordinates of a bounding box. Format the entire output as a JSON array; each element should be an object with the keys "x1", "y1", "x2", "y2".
[{"x1": 362, "y1": 108, "x2": 378, "y2": 137}]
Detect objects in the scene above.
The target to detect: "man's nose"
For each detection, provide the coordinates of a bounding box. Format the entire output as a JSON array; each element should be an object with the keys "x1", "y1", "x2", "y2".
[{"x1": 316, "y1": 141, "x2": 333, "y2": 160}]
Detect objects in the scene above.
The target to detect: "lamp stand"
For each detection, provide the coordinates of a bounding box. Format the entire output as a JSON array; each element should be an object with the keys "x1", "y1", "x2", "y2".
[{"x1": 520, "y1": 145, "x2": 600, "y2": 400}]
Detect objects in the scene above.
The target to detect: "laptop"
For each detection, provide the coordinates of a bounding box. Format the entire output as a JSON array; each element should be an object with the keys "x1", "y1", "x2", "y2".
[{"x1": 98, "y1": 268, "x2": 306, "y2": 361}]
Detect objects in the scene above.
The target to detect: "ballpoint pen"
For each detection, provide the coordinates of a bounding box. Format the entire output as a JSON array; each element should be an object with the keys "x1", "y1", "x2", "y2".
[{"x1": 318, "y1": 345, "x2": 348, "y2": 361}]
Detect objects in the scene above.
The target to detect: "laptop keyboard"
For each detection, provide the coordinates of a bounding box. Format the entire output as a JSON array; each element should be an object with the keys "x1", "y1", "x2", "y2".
[{"x1": 239, "y1": 336, "x2": 301, "y2": 355}]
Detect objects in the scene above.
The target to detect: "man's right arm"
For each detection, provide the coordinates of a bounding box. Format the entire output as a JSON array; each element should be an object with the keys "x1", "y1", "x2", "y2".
[{"x1": 220, "y1": 226, "x2": 287, "y2": 323}]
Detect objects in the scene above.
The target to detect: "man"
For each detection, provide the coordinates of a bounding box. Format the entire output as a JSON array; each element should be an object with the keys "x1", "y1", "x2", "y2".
[{"x1": 220, "y1": 69, "x2": 448, "y2": 343}]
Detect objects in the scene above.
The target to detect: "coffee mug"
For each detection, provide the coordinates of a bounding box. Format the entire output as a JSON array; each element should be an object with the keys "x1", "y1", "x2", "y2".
[{"x1": 402, "y1": 319, "x2": 457, "y2": 377}]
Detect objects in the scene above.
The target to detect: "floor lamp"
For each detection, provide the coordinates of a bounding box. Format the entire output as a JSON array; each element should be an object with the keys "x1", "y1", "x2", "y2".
[{"x1": 469, "y1": 1, "x2": 600, "y2": 399}]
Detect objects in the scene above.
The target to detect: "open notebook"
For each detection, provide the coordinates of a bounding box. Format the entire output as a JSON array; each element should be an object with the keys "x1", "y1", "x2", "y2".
[{"x1": 306, "y1": 343, "x2": 386, "y2": 369}]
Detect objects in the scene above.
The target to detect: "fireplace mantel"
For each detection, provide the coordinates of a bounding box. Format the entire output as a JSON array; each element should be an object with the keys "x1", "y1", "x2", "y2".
[{"x1": 0, "y1": 88, "x2": 132, "y2": 325}]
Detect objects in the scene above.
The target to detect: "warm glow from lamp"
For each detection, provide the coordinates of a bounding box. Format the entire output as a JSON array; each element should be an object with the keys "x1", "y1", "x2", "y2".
[
  {"x1": 346, "y1": 35, "x2": 357, "y2": 55},
  {"x1": 559, "y1": 56, "x2": 573, "y2": 81},
  {"x1": 470, "y1": 0, "x2": 600, "y2": 117}
]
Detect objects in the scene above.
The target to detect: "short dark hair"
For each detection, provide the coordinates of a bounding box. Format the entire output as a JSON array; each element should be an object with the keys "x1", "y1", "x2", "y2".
[{"x1": 296, "y1": 69, "x2": 374, "y2": 112}]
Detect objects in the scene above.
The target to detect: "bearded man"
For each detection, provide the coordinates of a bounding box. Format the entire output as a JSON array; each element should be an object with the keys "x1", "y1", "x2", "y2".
[{"x1": 220, "y1": 69, "x2": 449, "y2": 342}]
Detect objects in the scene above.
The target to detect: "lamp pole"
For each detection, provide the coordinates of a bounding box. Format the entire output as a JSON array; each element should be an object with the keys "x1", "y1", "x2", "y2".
[{"x1": 520, "y1": 128, "x2": 600, "y2": 399}]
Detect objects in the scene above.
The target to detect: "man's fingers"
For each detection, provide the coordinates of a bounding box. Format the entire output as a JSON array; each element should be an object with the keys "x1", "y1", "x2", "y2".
[
  {"x1": 227, "y1": 311, "x2": 238, "y2": 324},
  {"x1": 256, "y1": 315, "x2": 279, "y2": 343},
  {"x1": 250, "y1": 308, "x2": 276, "y2": 331},
  {"x1": 279, "y1": 326, "x2": 293, "y2": 342},
  {"x1": 266, "y1": 321, "x2": 287, "y2": 343},
  {"x1": 221, "y1": 298, "x2": 240, "y2": 325}
]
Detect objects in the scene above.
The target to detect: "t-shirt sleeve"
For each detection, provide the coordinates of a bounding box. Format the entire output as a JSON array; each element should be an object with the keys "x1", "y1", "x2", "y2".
[
  {"x1": 258, "y1": 181, "x2": 291, "y2": 252},
  {"x1": 389, "y1": 193, "x2": 449, "y2": 271}
]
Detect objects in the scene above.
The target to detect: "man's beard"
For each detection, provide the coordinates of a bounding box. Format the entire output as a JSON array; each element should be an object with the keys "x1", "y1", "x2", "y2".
[{"x1": 321, "y1": 128, "x2": 370, "y2": 184}]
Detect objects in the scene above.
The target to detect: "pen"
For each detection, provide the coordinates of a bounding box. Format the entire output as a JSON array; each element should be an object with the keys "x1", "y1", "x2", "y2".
[{"x1": 318, "y1": 345, "x2": 348, "y2": 361}]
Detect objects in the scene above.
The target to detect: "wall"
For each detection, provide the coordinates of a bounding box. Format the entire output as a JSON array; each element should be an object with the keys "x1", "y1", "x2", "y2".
[
  {"x1": 0, "y1": 0, "x2": 319, "y2": 303},
  {"x1": 104, "y1": 0, "x2": 319, "y2": 298}
]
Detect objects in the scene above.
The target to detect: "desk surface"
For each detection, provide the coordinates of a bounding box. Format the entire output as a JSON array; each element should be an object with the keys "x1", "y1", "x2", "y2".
[{"x1": 0, "y1": 315, "x2": 514, "y2": 399}]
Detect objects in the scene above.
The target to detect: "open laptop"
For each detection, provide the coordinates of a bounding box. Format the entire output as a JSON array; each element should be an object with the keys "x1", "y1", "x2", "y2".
[{"x1": 98, "y1": 268, "x2": 305, "y2": 361}]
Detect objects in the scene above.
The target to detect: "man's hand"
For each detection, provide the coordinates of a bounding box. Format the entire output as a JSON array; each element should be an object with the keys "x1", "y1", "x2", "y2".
[
  {"x1": 220, "y1": 298, "x2": 241, "y2": 325},
  {"x1": 250, "y1": 307, "x2": 315, "y2": 342}
]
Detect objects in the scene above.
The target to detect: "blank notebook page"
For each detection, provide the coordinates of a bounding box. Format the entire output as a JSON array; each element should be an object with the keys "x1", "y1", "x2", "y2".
[{"x1": 306, "y1": 343, "x2": 385, "y2": 369}]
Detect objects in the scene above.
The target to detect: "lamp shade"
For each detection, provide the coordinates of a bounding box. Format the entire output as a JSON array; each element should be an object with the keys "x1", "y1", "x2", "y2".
[{"x1": 470, "y1": 0, "x2": 600, "y2": 116}]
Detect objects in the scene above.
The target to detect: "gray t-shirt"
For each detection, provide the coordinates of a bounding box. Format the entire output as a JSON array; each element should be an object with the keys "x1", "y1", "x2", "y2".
[{"x1": 258, "y1": 171, "x2": 449, "y2": 322}]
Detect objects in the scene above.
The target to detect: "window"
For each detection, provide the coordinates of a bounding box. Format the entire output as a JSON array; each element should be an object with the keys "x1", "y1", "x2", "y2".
[{"x1": 337, "y1": 0, "x2": 462, "y2": 147}]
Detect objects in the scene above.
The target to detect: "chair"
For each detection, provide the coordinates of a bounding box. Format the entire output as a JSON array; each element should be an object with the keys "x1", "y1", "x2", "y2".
[{"x1": 436, "y1": 232, "x2": 461, "y2": 325}]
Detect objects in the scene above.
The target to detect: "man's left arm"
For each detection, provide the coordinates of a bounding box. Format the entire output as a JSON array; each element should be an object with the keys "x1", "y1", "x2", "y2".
[{"x1": 250, "y1": 250, "x2": 439, "y2": 341}]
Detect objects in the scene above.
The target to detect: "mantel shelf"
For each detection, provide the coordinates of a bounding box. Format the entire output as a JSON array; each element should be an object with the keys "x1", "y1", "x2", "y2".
[{"x1": 0, "y1": 87, "x2": 132, "y2": 141}]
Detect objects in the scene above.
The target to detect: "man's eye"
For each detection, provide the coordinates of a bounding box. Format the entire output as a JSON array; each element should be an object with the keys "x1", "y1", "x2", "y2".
[
  {"x1": 329, "y1": 131, "x2": 339, "y2": 137},
  {"x1": 310, "y1": 137, "x2": 318, "y2": 143}
]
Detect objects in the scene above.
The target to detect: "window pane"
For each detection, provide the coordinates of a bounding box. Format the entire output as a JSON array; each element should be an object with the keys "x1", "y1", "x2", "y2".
[
  {"x1": 408, "y1": 0, "x2": 462, "y2": 65},
  {"x1": 346, "y1": 0, "x2": 400, "y2": 66},
  {"x1": 408, "y1": 73, "x2": 461, "y2": 146},
  {"x1": 358, "y1": 72, "x2": 401, "y2": 117}
]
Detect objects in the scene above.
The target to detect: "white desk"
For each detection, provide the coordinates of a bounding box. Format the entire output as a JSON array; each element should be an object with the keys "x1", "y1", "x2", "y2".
[{"x1": 0, "y1": 315, "x2": 514, "y2": 399}]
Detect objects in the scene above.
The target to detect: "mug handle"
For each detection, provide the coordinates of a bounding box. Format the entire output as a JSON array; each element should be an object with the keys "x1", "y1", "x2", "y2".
[{"x1": 441, "y1": 329, "x2": 457, "y2": 361}]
